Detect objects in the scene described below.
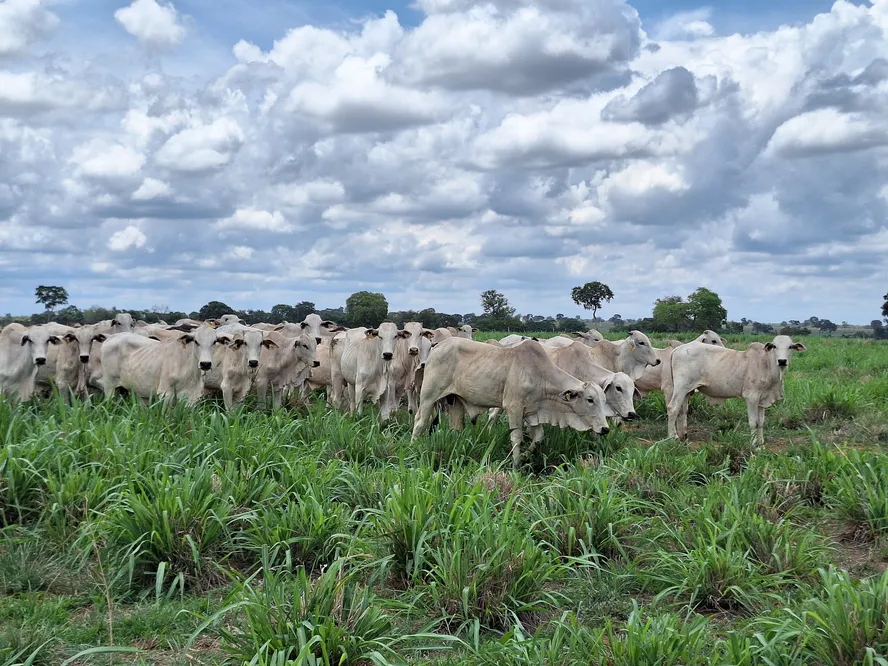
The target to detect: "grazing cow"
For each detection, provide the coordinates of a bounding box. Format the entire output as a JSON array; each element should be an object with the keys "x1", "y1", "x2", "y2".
[
  {"x1": 203, "y1": 328, "x2": 277, "y2": 409},
  {"x1": 340, "y1": 323, "x2": 410, "y2": 421},
  {"x1": 412, "y1": 338, "x2": 609, "y2": 467},
  {"x1": 255, "y1": 331, "x2": 318, "y2": 409},
  {"x1": 488, "y1": 340, "x2": 638, "y2": 425},
  {"x1": 401, "y1": 322, "x2": 436, "y2": 414},
  {"x1": 0, "y1": 324, "x2": 61, "y2": 402},
  {"x1": 587, "y1": 330, "x2": 660, "y2": 381},
  {"x1": 636, "y1": 330, "x2": 725, "y2": 398},
  {"x1": 666, "y1": 335, "x2": 806, "y2": 445},
  {"x1": 100, "y1": 325, "x2": 225, "y2": 406}
]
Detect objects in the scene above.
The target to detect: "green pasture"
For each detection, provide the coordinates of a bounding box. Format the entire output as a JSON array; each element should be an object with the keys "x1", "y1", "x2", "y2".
[{"x1": 1, "y1": 334, "x2": 887, "y2": 665}]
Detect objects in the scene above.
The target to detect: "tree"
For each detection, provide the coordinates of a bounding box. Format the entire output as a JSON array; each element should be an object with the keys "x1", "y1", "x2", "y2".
[
  {"x1": 292, "y1": 301, "x2": 317, "y2": 322},
  {"x1": 558, "y1": 317, "x2": 586, "y2": 333},
  {"x1": 480, "y1": 290, "x2": 516, "y2": 319},
  {"x1": 818, "y1": 319, "x2": 837, "y2": 334},
  {"x1": 346, "y1": 291, "x2": 388, "y2": 327},
  {"x1": 686, "y1": 287, "x2": 727, "y2": 331},
  {"x1": 199, "y1": 301, "x2": 236, "y2": 320},
  {"x1": 752, "y1": 321, "x2": 774, "y2": 334},
  {"x1": 35, "y1": 285, "x2": 68, "y2": 311},
  {"x1": 871, "y1": 320, "x2": 884, "y2": 331},
  {"x1": 270, "y1": 304, "x2": 298, "y2": 324},
  {"x1": 571, "y1": 281, "x2": 614, "y2": 319},
  {"x1": 652, "y1": 296, "x2": 690, "y2": 332}
]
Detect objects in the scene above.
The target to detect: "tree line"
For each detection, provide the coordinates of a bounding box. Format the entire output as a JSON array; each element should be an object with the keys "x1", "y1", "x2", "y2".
[{"x1": 3, "y1": 283, "x2": 883, "y2": 337}]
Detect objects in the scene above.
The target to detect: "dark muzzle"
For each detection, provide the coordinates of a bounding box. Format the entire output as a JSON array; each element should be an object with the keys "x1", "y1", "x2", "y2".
[
  {"x1": 80, "y1": 355, "x2": 90, "y2": 364},
  {"x1": 626, "y1": 411, "x2": 637, "y2": 420},
  {"x1": 599, "y1": 426, "x2": 610, "y2": 436},
  {"x1": 199, "y1": 361, "x2": 212, "y2": 371},
  {"x1": 382, "y1": 352, "x2": 393, "y2": 361},
  {"x1": 312, "y1": 360, "x2": 321, "y2": 367},
  {"x1": 35, "y1": 357, "x2": 46, "y2": 366},
  {"x1": 409, "y1": 347, "x2": 418, "y2": 356},
  {"x1": 315, "y1": 337, "x2": 322, "y2": 344},
  {"x1": 778, "y1": 359, "x2": 788, "y2": 367},
  {"x1": 248, "y1": 359, "x2": 259, "y2": 368},
  {"x1": 654, "y1": 359, "x2": 661, "y2": 366}
]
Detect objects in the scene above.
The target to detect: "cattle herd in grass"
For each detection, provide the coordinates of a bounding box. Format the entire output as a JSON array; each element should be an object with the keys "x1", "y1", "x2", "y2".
[{"x1": 0, "y1": 310, "x2": 807, "y2": 466}]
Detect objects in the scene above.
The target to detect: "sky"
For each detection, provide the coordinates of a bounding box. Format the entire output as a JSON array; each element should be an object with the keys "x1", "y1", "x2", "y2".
[{"x1": 1, "y1": 0, "x2": 887, "y2": 324}]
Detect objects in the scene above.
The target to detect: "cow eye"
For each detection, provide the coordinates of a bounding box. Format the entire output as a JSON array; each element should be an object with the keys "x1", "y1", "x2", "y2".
[
  {"x1": 616, "y1": 386, "x2": 623, "y2": 392},
  {"x1": 638, "y1": 341, "x2": 645, "y2": 346},
  {"x1": 586, "y1": 397, "x2": 594, "y2": 403}
]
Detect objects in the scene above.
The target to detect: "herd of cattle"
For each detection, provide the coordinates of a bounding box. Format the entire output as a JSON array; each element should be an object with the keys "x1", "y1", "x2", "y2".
[{"x1": 0, "y1": 312, "x2": 807, "y2": 466}]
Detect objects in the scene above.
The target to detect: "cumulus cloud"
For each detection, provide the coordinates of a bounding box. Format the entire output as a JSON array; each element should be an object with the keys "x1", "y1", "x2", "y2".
[
  {"x1": 0, "y1": 0, "x2": 58, "y2": 56},
  {"x1": 1, "y1": 0, "x2": 888, "y2": 322},
  {"x1": 108, "y1": 225, "x2": 148, "y2": 251},
  {"x1": 114, "y1": 0, "x2": 186, "y2": 50}
]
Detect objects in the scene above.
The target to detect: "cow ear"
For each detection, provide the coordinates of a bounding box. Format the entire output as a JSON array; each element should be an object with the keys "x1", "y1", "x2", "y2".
[
  {"x1": 64, "y1": 333, "x2": 76, "y2": 343},
  {"x1": 92, "y1": 333, "x2": 107, "y2": 343},
  {"x1": 531, "y1": 336, "x2": 539, "y2": 341},
  {"x1": 633, "y1": 387, "x2": 642, "y2": 401},
  {"x1": 601, "y1": 376, "x2": 615, "y2": 392},
  {"x1": 568, "y1": 331, "x2": 582, "y2": 337},
  {"x1": 238, "y1": 319, "x2": 246, "y2": 325},
  {"x1": 331, "y1": 326, "x2": 346, "y2": 332},
  {"x1": 559, "y1": 389, "x2": 579, "y2": 402},
  {"x1": 179, "y1": 334, "x2": 195, "y2": 346},
  {"x1": 273, "y1": 324, "x2": 285, "y2": 331},
  {"x1": 110, "y1": 320, "x2": 120, "y2": 327},
  {"x1": 422, "y1": 329, "x2": 435, "y2": 339},
  {"x1": 48, "y1": 336, "x2": 61, "y2": 345},
  {"x1": 472, "y1": 327, "x2": 479, "y2": 332},
  {"x1": 321, "y1": 320, "x2": 337, "y2": 328},
  {"x1": 149, "y1": 335, "x2": 162, "y2": 341},
  {"x1": 365, "y1": 329, "x2": 378, "y2": 338},
  {"x1": 261, "y1": 339, "x2": 278, "y2": 349},
  {"x1": 217, "y1": 335, "x2": 232, "y2": 346},
  {"x1": 792, "y1": 342, "x2": 807, "y2": 352},
  {"x1": 764, "y1": 342, "x2": 776, "y2": 351},
  {"x1": 397, "y1": 330, "x2": 411, "y2": 338},
  {"x1": 300, "y1": 322, "x2": 309, "y2": 329},
  {"x1": 20, "y1": 335, "x2": 30, "y2": 346}
]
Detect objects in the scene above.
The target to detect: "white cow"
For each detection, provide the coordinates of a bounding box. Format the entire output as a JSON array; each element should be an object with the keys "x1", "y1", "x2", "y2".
[
  {"x1": 636, "y1": 330, "x2": 725, "y2": 398},
  {"x1": 0, "y1": 324, "x2": 62, "y2": 402},
  {"x1": 498, "y1": 334, "x2": 539, "y2": 348},
  {"x1": 412, "y1": 338, "x2": 610, "y2": 467},
  {"x1": 297, "y1": 313, "x2": 346, "y2": 344},
  {"x1": 488, "y1": 340, "x2": 638, "y2": 424},
  {"x1": 218, "y1": 314, "x2": 247, "y2": 326},
  {"x1": 110, "y1": 312, "x2": 134, "y2": 332},
  {"x1": 666, "y1": 335, "x2": 806, "y2": 445},
  {"x1": 56, "y1": 323, "x2": 111, "y2": 400},
  {"x1": 454, "y1": 324, "x2": 478, "y2": 340},
  {"x1": 587, "y1": 330, "x2": 660, "y2": 381},
  {"x1": 100, "y1": 325, "x2": 224, "y2": 406},
  {"x1": 340, "y1": 323, "x2": 410, "y2": 422},
  {"x1": 255, "y1": 331, "x2": 318, "y2": 409},
  {"x1": 431, "y1": 328, "x2": 453, "y2": 346},
  {"x1": 203, "y1": 327, "x2": 277, "y2": 409},
  {"x1": 328, "y1": 328, "x2": 366, "y2": 409},
  {"x1": 401, "y1": 321, "x2": 436, "y2": 414}
]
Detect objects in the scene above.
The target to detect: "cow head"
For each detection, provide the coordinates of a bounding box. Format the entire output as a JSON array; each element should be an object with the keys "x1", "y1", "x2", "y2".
[
  {"x1": 230, "y1": 329, "x2": 268, "y2": 369},
  {"x1": 64, "y1": 326, "x2": 107, "y2": 364},
  {"x1": 559, "y1": 382, "x2": 610, "y2": 436},
  {"x1": 368, "y1": 322, "x2": 408, "y2": 361},
  {"x1": 600, "y1": 372, "x2": 639, "y2": 420},
  {"x1": 402, "y1": 322, "x2": 435, "y2": 369},
  {"x1": 569, "y1": 329, "x2": 604, "y2": 346},
  {"x1": 764, "y1": 335, "x2": 807, "y2": 368},
  {"x1": 111, "y1": 313, "x2": 134, "y2": 332},
  {"x1": 20, "y1": 325, "x2": 61, "y2": 366},
  {"x1": 457, "y1": 324, "x2": 477, "y2": 340},
  {"x1": 179, "y1": 325, "x2": 224, "y2": 372},
  {"x1": 292, "y1": 333, "x2": 319, "y2": 367},
  {"x1": 697, "y1": 330, "x2": 725, "y2": 346}
]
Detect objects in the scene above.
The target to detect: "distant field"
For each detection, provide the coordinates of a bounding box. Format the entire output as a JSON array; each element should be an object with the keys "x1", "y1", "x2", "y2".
[{"x1": 1, "y1": 335, "x2": 887, "y2": 664}]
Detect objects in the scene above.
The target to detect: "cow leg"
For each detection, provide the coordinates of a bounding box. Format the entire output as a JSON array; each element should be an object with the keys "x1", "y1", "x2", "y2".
[
  {"x1": 526, "y1": 424, "x2": 544, "y2": 457},
  {"x1": 255, "y1": 378, "x2": 268, "y2": 409},
  {"x1": 667, "y1": 389, "x2": 690, "y2": 440},
  {"x1": 222, "y1": 380, "x2": 234, "y2": 410},
  {"x1": 757, "y1": 406, "x2": 765, "y2": 446},
  {"x1": 447, "y1": 399, "x2": 465, "y2": 430},
  {"x1": 272, "y1": 385, "x2": 283, "y2": 410},
  {"x1": 507, "y1": 411, "x2": 525, "y2": 468},
  {"x1": 486, "y1": 407, "x2": 502, "y2": 431},
  {"x1": 412, "y1": 397, "x2": 439, "y2": 440}
]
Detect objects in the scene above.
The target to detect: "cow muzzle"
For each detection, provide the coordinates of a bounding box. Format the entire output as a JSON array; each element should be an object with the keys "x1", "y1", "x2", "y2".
[
  {"x1": 34, "y1": 357, "x2": 47, "y2": 366},
  {"x1": 408, "y1": 347, "x2": 419, "y2": 356},
  {"x1": 315, "y1": 337, "x2": 322, "y2": 344},
  {"x1": 598, "y1": 426, "x2": 610, "y2": 436},
  {"x1": 312, "y1": 360, "x2": 321, "y2": 367},
  {"x1": 626, "y1": 411, "x2": 637, "y2": 420},
  {"x1": 199, "y1": 361, "x2": 212, "y2": 371},
  {"x1": 653, "y1": 359, "x2": 661, "y2": 366},
  {"x1": 778, "y1": 359, "x2": 788, "y2": 367},
  {"x1": 382, "y1": 352, "x2": 393, "y2": 361},
  {"x1": 80, "y1": 355, "x2": 90, "y2": 364},
  {"x1": 248, "y1": 359, "x2": 259, "y2": 368}
]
